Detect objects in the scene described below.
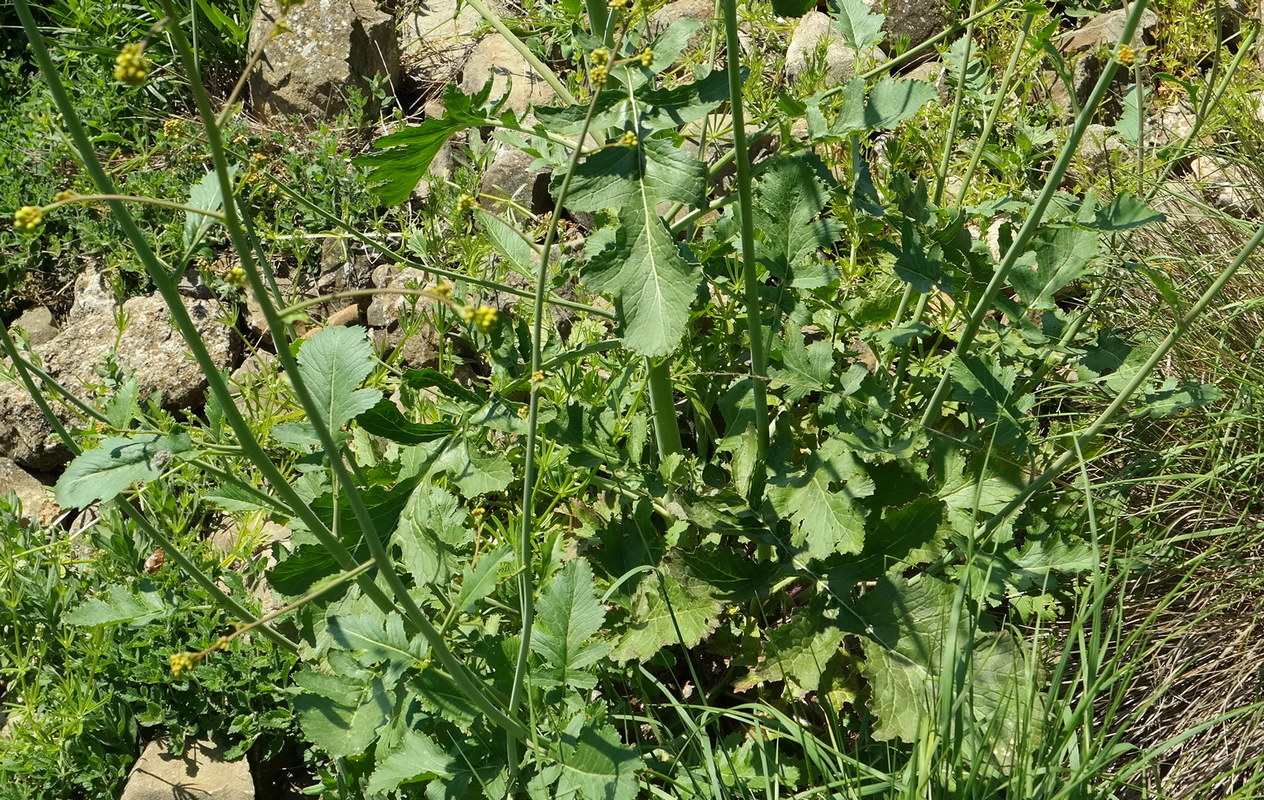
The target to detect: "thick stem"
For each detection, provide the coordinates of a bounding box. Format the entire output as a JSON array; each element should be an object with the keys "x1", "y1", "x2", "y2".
[{"x1": 721, "y1": 0, "x2": 769, "y2": 507}]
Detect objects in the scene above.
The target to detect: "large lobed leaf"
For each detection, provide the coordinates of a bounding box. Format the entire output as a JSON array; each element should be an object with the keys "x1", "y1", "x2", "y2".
[
  {"x1": 532, "y1": 558, "x2": 610, "y2": 687},
  {"x1": 565, "y1": 138, "x2": 706, "y2": 357},
  {"x1": 768, "y1": 440, "x2": 875, "y2": 560},
  {"x1": 751, "y1": 155, "x2": 842, "y2": 288}
]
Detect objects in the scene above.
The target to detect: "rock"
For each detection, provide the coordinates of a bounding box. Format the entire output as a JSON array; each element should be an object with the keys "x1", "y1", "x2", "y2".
[
  {"x1": 785, "y1": 12, "x2": 856, "y2": 85},
  {"x1": 649, "y1": 0, "x2": 713, "y2": 36},
  {"x1": 1050, "y1": 7, "x2": 1160, "y2": 115},
  {"x1": 459, "y1": 34, "x2": 553, "y2": 118},
  {"x1": 326, "y1": 304, "x2": 362, "y2": 327},
  {"x1": 0, "y1": 274, "x2": 238, "y2": 470},
  {"x1": 1067, "y1": 124, "x2": 1127, "y2": 183},
  {"x1": 248, "y1": 0, "x2": 400, "y2": 123},
  {"x1": 367, "y1": 265, "x2": 442, "y2": 369},
  {"x1": 1146, "y1": 100, "x2": 1199, "y2": 151},
  {"x1": 479, "y1": 140, "x2": 552, "y2": 215},
  {"x1": 903, "y1": 59, "x2": 947, "y2": 101},
  {"x1": 0, "y1": 457, "x2": 56, "y2": 525},
  {"x1": 875, "y1": 0, "x2": 949, "y2": 50},
  {"x1": 69, "y1": 268, "x2": 116, "y2": 320},
  {"x1": 121, "y1": 739, "x2": 253, "y2": 800},
  {"x1": 401, "y1": 0, "x2": 505, "y2": 84},
  {"x1": 12, "y1": 306, "x2": 58, "y2": 346},
  {"x1": 1189, "y1": 155, "x2": 1258, "y2": 216}
]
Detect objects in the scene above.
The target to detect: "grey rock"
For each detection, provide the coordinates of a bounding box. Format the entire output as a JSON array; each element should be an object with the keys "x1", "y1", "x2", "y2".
[
  {"x1": 0, "y1": 457, "x2": 56, "y2": 525},
  {"x1": 876, "y1": 0, "x2": 949, "y2": 50},
  {"x1": 69, "y1": 268, "x2": 116, "y2": 321},
  {"x1": 368, "y1": 265, "x2": 441, "y2": 369},
  {"x1": 401, "y1": 0, "x2": 505, "y2": 84},
  {"x1": 121, "y1": 739, "x2": 253, "y2": 800},
  {"x1": 248, "y1": 0, "x2": 400, "y2": 123},
  {"x1": 480, "y1": 140, "x2": 551, "y2": 215},
  {"x1": 786, "y1": 12, "x2": 856, "y2": 85},
  {"x1": 649, "y1": 0, "x2": 713, "y2": 37},
  {"x1": 460, "y1": 34, "x2": 553, "y2": 118},
  {"x1": 0, "y1": 276, "x2": 238, "y2": 470},
  {"x1": 1050, "y1": 7, "x2": 1160, "y2": 115},
  {"x1": 12, "y1": 306, "x2": 58, "y2": 347},
  {"x1": 1189, "y1": 155, "x2": 1259, "y2": 216}
]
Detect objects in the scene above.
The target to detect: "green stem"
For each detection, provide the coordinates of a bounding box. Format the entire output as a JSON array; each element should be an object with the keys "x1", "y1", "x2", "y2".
[
  {"x1": 721, "y1": 0, "x2": 769, "y2": 507},
  {"x1": 158, "y1": 2, "x2": 530, "y2": 739},
  {"x1": 646, "y1": 360, "x2": 683, "y2": 458},
  {"x1": 919, "y1": 0, "x2": 1151, "y2": 430}
]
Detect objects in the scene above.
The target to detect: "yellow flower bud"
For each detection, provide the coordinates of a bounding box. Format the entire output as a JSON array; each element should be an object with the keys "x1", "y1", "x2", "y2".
[
  {"x1": 13, "y1": 206, "x2": 43, "y2": 233},
  {"x1": 114, "y1": 43, "x2": 150, "y2": 87}
]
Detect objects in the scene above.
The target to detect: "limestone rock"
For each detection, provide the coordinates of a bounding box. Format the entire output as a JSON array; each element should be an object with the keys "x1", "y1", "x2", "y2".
[
  {"x1": 1050, "y1": 7, "x2": 1160, "y2": 115},
  {"x1": 786, "y1": 12, "x2": 856, "y2": 85},
  {"x1": 401, "y1": 0, "x2": 505, "y2": 85},
  {"x1": 367, "y1": 265, "x2": 441, "y2": 369},
  {"x1": 1189, "y1": 155, "x2": 1259, "y2": 216},
  {"x1": 649, "y1": 0, "x2": 713, "y2": 37},
  {"x1": 248, "y1": 0, "x2": 400, "y2": 123},
  {"x1": 0, "y1": 274, "x2": 238, "y2": 470},
  {"x1": 459, "y1": 34, "x2": 553, "y2": 117},
  {"x1": 480, "y1": 140, "x2": 551, "y2": 215},
  {"x1": 0, "y1": 457, "x2": 57, "y2": 525},
  {"x1": 12, "y1": 306, "x2": 58, "y2": 346},
  {"x1": 121, "y1": 739, "x2": 254, "y2": 800}
]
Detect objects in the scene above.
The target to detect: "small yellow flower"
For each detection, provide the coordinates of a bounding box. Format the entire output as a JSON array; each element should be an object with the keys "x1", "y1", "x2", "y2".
[
  {"x1": 455, "y1": 193, "x2": 479, "y2": 215},
  {"x1": 639, "y1": 49, "x2": 654, "y2": 68},
  {"x1": 608, "y1": 0, "x2": 630, "y2": 9},
  {"x1": 472, "y1": 305, "x2": 498, "y2": 333},
  {"x1": 13, "y1": 206, "x2": 43, "y2": 233},
  {"x1": 590, "y1": 47, "x2": 611, "y2": 67},
  {"x1": 53, "y1": 191, "x2": 78, "y2": 204},
  {"x1": 430, "y1": 280, "x2": 452, "y2": 298},
  {"x1": 590, "y1": 65, "x2": 608, "y2": 86},
  {"x1": 224, "y1": 266, "x2": 248, "y2": 289},
  {"x1": 1116, "y1": 44, "x2": 1136, "y2": 66},
  {"x1": 114, "y1": 43, "x2": 150, "y2": 87},
  {"x1": 459, "y1": 305, "x2": 476, "y2": 323},
  {"x1": 618, "y1": 131, "x2": 638, "y2": 148},
  {"x1": 169, "y1": 651, "x2": 198, "y2": 676},
  {"x1": 162, "y1": 118, "x2": 184, "y2": 138},
  {"x1": 531, "y1": 370, "x2": 545, "y2": 384},
  {"x1": 471, "y1": 506, "x2": 486, "y2": 523}
]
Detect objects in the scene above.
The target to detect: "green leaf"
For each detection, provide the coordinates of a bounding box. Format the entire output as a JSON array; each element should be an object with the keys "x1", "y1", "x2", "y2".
[
  {"x1": 752, "y1": 155, "x2": 841, "y2": 287},
  {"x1": 183, "y1": 167, "x2": 235, "y2": 250},
  {"x1": 431, "y1": 439, "x2": 514, "y2": 496},
  {"x1": 739, "y1": 600, "x2": 845, "y2": 696},
  {"x1": 357, "y1": 397, "x2": 459, "y2": 444},
  {"x1": 269, "y1": 478, "x2": 419, "y2": 595},
  {"x1": 555, "y1": 720, "x2": 642, "y2": 800},
  {"x1": 863, "y1": 77, "x2": 937, "y2": 130},
  {"x1": 403, "y1": 368, "x2": 488, "y2": 406},
  {"x1": 64, "y1": 581, "x2": 169, "y2": 626},
  {"x1": 356, "y1": 83, "x2": 495, "y2": 204},
  {"x1": 857, "y1": 574, "x2": 1034, "y2": 769},
  {"x1": 295, "y1": 673, "x2": 392, "y2": 759},
  {"x1": 1092, "y1": 191, "x2": 1165, "y2": 231},
  {"x1": 477, "y1": 207, "x2": 537, "y2": 278},
  {"x1": 771, "y1": 0, "x2": 817, "y2": 17},
  {"x1": 393, "y1": 483, "x2": 470, "y2": 589},
  {"x1": 583, "y1": 208, "x2": 701, "y2": 357},
  {"x1": 452, "y1": 545, "x2": 515, "y2": 614},
  {"x1": 55, "y1": 431, "x2": 192, "y2": 509},
  {"x1": 832, "y1": 0, "x2": 885, "y2": 54},
  {"x1": 297, "y1": 325, "x2": 382, "y2": 439},
  {"x1": 1114, "y1": 83, "x2": 1148, "y2": 146},
  {"x1": 563, "y1": 136, "x2": 705, "y2": 212},
  {"x1": 366, "y1": 730, "x2": 454, "y2": 794},
  {"x1": 1008, "y1": 226, "x2": 1099, "y2": 310},
  {"x1": 768, "y1": 441, "x2": 874, "y2": 560},
  {"x1": 636, "y1": 69, "x2": 734, "y2": 132},
  {"x1": 532, "y1": 558, "x2": 609, "y2": 686},
  {"x1": 327, "y1": 612, "x2": 423, "y2": 668},
  {"x1": 770, "y1": 327, "x2": 835, "y2": 403},
  {"x1": 612, "y1": 558, "x2": 723, "y2": 663},
  {"x1": 562, "y1": 138, "x2": 706, "y2": 356}
]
